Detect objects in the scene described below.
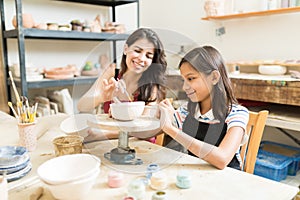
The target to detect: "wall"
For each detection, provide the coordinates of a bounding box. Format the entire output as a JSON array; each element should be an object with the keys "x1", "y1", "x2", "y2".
[
  {"x1": 140, "y1": 0, "x2": 300, "y2": 62},
  {"x1": 139, "y1": 0, "x2": 300, "y2": 147}
]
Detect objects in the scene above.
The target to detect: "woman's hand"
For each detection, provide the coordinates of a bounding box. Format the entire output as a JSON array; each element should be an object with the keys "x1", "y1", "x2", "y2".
[
  {"x1": 100, "y1": 77, "x2": 118, "y2": 102},
  {"x1": 159, "y1": 99, "x2": 175, "y2": 133}
]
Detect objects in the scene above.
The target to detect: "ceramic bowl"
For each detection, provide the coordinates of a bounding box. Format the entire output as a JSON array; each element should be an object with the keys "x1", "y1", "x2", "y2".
[
  {"x1": 258, "y1": 65, "x2": 287, "y2": 75},
  {"x1": 60, "y1": 113, "x2": 95, "y2": 137},
  {"x1": 37, "y1": 154, "x2": 100, "y2": 185},
  {"x1": 52, "y1": 135, "x2": 84, "y2": 157},
  {"x1": 110, "y1": 101, "x2": 145, "y2": 121},
  {"x1": 44, "y1": 168, "x2": 100, "y2": 200}
]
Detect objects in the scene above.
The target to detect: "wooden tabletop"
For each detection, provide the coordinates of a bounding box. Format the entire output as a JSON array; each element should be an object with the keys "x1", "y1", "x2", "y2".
[{"x1": 1, "y1": 114, "x2": 299, "y2": 200}]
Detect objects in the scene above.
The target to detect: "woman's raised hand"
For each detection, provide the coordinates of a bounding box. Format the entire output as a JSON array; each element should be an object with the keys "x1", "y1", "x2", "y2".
[{"x1": 101, "y1": 77, "x2": 118, "y2": 102}]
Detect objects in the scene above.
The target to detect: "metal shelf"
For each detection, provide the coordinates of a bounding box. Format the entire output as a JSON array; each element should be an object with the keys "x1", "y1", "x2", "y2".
[
  {"x1": 11, "y1": 76, "x2": 98, "y2": 89},
  {"x1": 0, "y1": 0, "x2": 139, "y2": 101},
  {"x1": 3, "y1": 29, "x2": 129, "y2": 41},
  {"x1": 56, "y1": 0, "x2": 138, "y2": 7}
]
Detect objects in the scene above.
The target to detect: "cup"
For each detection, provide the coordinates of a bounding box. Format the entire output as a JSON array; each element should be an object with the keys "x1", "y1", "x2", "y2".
[{"x1": 18, "y1": 122, "x2": 37, "y2": 152}]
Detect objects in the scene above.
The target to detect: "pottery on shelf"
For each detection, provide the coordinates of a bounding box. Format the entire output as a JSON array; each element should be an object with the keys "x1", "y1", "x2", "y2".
[{"x1": 12, "y1": 13, "x2": 35, "y2": 28}]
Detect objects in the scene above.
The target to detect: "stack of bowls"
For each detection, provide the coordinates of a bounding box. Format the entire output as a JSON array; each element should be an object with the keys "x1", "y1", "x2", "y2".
[
  {"x1": 0, "y1": 146, "x2": 32, "y2": 182},
  {"x1": 37, "y1": 154, "x2": 100, "y2": 200}
]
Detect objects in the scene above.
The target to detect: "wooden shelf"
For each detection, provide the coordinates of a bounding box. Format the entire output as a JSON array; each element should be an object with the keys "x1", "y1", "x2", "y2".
[
  {"x1": 227, "y1": 61, "x2": 300, "y2": 67},
  {"x1": 202, "y1": 6, "x2": 300, "y2": 20}
]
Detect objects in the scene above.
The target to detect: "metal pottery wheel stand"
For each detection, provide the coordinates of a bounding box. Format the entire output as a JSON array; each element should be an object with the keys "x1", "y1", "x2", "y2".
[
  {"x1": 87, "y1": 115, "x2": 160, "y2": 165},
  {"x1": 104, "y1": 130, "x2": 142, "y2": 165}
]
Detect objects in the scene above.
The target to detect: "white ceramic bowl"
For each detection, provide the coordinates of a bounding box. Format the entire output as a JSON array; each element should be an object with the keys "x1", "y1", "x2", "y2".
[
  {"x1": 44, "y1": 168, "x2": 100, "y2": 200},
  {"x1": 258, "y1": 65, "x2": 287, "y2": 75},
  {"x1": 60, "y1": 114, "x2": 95, "y2": 137},
  {"x1": 37, "y1": 154, "x2": 100, "y2": 185},
  {"x1": 110, "y1": 101, "x2": 145, "y2": 121}
]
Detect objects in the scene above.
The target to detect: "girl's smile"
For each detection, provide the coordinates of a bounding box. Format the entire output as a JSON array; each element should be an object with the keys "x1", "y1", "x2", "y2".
[{"x1": 180, "y1": 62, "x2": 212, "y2": 104}]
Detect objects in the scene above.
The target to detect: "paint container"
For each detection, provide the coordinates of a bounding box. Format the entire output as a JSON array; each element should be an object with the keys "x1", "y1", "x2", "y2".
[
  {"x1": 107, "y1": 170, "x2": 124, "y2": 188},
  {"x1": 176, "y1": 170, "x2": 191, "y2": 189},
  {"x1": 146, "y1": 163, "x2": 160, "y2": 179},
  {"x1": 127, "y1": 179, "x2": 146, "y2": 200},
  {"x1": 123, "y1": 197, "x2": 135, "y2": 200},
  {"x1": 152, "y1": 191, "x2": 168, "y2": 200},
  {"x1": 150, "y1": 171, "x2": 168, "y2": 190}
]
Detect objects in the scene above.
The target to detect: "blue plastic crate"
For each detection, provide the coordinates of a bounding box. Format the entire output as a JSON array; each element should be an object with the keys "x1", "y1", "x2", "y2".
[
  {"x1": 254, "y1": 150, "x2": 292, "y2": 182},
  {"x1": 260, "y1": 141, "x2": 300, "y2": 176}
]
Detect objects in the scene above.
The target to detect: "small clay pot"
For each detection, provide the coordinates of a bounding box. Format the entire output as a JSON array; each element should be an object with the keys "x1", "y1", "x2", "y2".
[{"x1": 12, "y1": 13, "x2": 35, "y2": 28}]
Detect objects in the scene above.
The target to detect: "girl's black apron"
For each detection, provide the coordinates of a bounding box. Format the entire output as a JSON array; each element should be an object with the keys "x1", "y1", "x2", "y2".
[{"x1": 166, "y1": 114, "x2": 240, "y2": 169}]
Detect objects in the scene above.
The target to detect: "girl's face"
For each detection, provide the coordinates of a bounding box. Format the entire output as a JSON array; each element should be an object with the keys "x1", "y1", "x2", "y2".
[
  {"x1": 124, "y1": 38, "x2": 155, "y2": 74},
  {"x1": 180, "y1": 62, "x2": 214, "y2": 104}
]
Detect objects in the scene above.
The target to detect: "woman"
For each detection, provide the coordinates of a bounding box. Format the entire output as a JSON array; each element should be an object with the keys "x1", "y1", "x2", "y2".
[
  {"x1": 159, "y1": 46, "x2": 249, "y2": 170},
  {"x1": 77, "y1": 28, "x2": 167, "y2": 142}
]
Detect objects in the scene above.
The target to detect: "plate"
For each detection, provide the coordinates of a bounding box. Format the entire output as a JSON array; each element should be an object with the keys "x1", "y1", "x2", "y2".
[
  {"x1": 0, "y1": 146, "x2": 28, "y2": 167},
  {"x1": 0, "y1": 154, "x2": 30, "y2": 174},
  {"x1": 6, "y1": 162, "x2": 32, "y2": 182},
  {"x1": 87, "y1": 114, "x2": 160, "y2": 132},
  {"x1": 60, "y1": 113, "x2": 96, "y2": 137},
  {"x1": 0, "y1": 158, "x2": 30, "y2": 174}
]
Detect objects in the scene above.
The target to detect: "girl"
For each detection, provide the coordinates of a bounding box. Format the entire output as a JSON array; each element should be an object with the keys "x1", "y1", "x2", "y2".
[
  {"x1": 77, "y1": 28, "x2": 167, "y2": 142},
  {"x1": 159, "y1": 46, "x2": 249, "y2": 170}
]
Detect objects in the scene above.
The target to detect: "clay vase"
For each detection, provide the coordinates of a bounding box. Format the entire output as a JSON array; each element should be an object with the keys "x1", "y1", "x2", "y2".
[{"x1": 12, "y1": 13, "x2": 35, "y2": 28}]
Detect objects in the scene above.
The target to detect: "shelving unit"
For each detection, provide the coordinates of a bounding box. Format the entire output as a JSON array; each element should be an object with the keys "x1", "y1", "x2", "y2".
[
  {"x1": 0, "y1": 0, "x2": 139, "y2": 102},
  {"x1": 202, "y1": 6, "x2": 300, "y2": 20}
]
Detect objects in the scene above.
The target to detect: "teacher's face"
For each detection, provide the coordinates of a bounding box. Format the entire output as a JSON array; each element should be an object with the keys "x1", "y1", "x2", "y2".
[{"x1": 124, "y1": 38, "x2": 155, "y2": 74}]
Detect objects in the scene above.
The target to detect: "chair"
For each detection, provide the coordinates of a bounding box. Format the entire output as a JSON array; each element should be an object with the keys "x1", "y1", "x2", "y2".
[
  {"x1": 155, "y1": 132, "x2": 165, "y2": 146},
  {"x1": 155, "y1": 110, "x2": 269, "y2": 175},
  {"x1": 240, "y1": 110, "x2": 269, "y2": 174}
]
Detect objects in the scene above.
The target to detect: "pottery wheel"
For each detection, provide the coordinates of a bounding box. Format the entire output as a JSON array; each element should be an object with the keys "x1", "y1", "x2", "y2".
[{"x1": 87, "y1": 114, "x2": 160, "y2": 165}]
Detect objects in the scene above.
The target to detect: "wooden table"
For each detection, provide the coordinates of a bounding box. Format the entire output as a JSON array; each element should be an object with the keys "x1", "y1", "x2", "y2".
[{"x1": 1, "y1": 114, "x2": 299, "y2": 200}]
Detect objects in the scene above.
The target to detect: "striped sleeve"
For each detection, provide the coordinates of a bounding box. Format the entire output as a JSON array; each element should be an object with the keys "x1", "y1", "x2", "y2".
[
  {"x1": 173, "y1": 102, "x2": 189, "y2": 130},
  {"x1": 225, "y1": 104, "x2": 249, "y2": 131}
]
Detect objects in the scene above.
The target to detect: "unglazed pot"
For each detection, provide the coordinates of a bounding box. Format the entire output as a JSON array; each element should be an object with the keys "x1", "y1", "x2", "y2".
[{"x1": 12, "y1": 13, "x2": 35, "y2": 28}]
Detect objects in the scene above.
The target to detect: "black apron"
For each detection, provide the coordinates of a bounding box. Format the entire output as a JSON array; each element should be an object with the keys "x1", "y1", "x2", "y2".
[{"x1": 165, "y1": 114, "x2": 240, "y2": 170}]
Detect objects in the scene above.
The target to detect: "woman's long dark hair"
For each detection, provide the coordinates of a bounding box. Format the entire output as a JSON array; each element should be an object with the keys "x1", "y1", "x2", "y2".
[
  {"x1": 119, "y1": 28, "x2": 167, "y2": 103},
  {"x1": 179, "y1": 46, "x2": 238, "y2": 121}
]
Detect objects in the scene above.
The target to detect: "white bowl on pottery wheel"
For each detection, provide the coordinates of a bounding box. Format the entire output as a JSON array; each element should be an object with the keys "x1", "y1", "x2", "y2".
[{"x1": 110, "y1": 101, "x2": 145, "y2": 121}]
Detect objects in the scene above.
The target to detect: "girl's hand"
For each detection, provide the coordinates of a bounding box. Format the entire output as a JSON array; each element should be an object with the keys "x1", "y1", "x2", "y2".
[{"x1": 159, "y1": 99, "x2": 175, "y2": 132}]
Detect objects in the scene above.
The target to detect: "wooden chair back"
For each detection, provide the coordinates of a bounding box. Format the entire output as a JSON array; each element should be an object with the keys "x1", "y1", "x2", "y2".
[
  {"x1": 155, "y1": 132, "x2": 165, "y2": 146},
  {"x1": 241, "y1": 110, "x2": 269, "y2": 174}
]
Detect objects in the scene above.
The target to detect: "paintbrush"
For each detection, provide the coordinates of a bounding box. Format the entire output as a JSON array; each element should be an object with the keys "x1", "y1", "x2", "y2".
[
  {"x1": 117, "y1": 78, "x2": 132, "y2": 102},
  {"x1": 8, "y1": 102, "x2": 18, "y2": 118},
  {"x1": 8, "y1": 71, "x2": 21, "y2": 103}
]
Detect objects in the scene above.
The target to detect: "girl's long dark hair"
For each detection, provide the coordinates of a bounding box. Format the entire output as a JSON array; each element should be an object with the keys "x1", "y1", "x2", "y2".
[
  {"x1": 119, "y1": 28, "x2": 167, "y2": 103},
  {"x1": 179, "y1": 46, "x2": 238, "y2": 120}
]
